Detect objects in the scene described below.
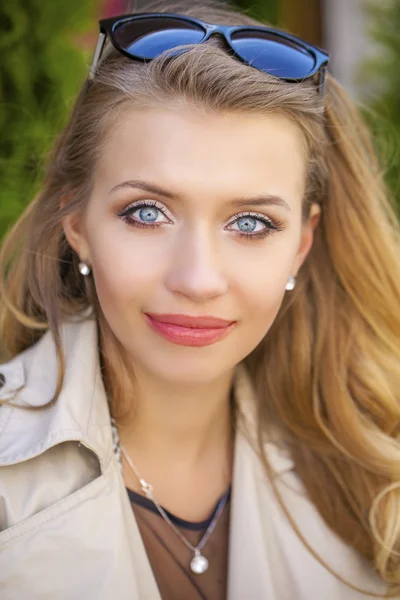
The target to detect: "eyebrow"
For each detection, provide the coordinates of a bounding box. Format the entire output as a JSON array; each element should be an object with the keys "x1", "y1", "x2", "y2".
[{"x1": 110, "y1": 179, "x2": 291, "y2": 212}]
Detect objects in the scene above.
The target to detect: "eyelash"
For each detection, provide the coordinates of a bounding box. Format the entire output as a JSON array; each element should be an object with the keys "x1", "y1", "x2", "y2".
[{"x1": 118, "y1": 200, "x2": 284, "y2": 240}]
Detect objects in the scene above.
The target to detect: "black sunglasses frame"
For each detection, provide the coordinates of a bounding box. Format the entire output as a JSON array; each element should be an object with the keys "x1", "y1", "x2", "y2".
[{"x1": 89, "y1": 12, "x2": 330, "y2": 95}]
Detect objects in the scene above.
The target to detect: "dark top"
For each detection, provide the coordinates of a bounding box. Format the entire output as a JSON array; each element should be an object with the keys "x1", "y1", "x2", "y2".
[{"x1": 127, "y1": 486, "x2": 231, "y2": 600}]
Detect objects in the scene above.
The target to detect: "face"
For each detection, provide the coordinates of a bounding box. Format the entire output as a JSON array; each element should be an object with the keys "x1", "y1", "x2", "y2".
[{"x1": 64, "y1": 106, "x2": 320, "y2": 384}]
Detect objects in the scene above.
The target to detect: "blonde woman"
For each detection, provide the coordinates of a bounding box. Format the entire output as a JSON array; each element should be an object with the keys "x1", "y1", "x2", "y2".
[{"x1": 0, "y1": 1, "x2": 399, "y2": 598}]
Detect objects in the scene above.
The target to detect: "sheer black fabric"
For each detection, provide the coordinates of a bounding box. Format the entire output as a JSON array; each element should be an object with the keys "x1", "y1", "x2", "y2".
[{"x1": 127, "y1": 487, "x2": 231, "y2": 600}]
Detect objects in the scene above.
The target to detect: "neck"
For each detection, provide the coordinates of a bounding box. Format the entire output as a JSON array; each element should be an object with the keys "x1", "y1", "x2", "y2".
[{"x1": 117, "y1": 367, "x2": 236, "y2": 468}]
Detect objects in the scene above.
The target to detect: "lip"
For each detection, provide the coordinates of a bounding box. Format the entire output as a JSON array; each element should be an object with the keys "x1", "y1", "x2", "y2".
[
  {"x1": 146, "y1": 313, "x2": 234, "y2": 328},
  {"x1": 144, "y1": 313, "x2": 237, "y2": 347}
]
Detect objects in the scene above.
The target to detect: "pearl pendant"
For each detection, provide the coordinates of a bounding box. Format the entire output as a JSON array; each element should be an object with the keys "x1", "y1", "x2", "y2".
[{"x1": 190, "y1": 552, "x2": 209, "y2": 574}]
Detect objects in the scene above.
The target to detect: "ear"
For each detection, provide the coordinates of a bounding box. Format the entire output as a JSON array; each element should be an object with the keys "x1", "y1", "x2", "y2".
[
  {"x1": 292, "y1": 203, "x2": 321, "y2": 276},
  {"x1": 62, "y1": 211, "x2": 91, "y2": 264}
]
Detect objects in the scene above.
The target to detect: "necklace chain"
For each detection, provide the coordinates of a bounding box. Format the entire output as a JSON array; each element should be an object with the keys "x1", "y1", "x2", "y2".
[
  {"x1": 111, "y1": 403, "x2": 234, "y2": 576},
  {"x1": 120, "y1": 443, "x2": 229, "y2": 560}
]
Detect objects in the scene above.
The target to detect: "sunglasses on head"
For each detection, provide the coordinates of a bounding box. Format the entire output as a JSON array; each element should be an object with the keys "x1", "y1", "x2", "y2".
[{"x1": 89, "y1": 12, "x2": 330, "y2": 95}]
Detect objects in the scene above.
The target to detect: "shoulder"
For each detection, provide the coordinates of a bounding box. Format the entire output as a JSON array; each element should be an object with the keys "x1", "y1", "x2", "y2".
[
  {"x1": 0, "y1": 317, "x2": 114, "y2": 533},
  {"x1": 0, "y1": 317, "x2": 111, "y2": 462},
  {"x1": 0, "y1": 314, "x2": 97, "y2": 409}
]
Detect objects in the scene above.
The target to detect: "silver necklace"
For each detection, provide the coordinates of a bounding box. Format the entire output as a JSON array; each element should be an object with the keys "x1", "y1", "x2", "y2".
[{"x1": 120, "y1": 443, "x2": 229, "y2": 575}]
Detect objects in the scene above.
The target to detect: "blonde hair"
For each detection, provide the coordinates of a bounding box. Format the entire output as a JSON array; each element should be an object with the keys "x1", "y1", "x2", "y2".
[{"x1": 1, "y1": 0, "x2": 400, "y2": 594}]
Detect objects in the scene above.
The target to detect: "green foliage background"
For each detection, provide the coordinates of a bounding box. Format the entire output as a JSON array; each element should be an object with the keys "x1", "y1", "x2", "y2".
[
  {"x1": 0, "y1": 0, "x2": 95, "y2": 239},
  {"x1": 362, "y1": 0, "x2": 400, "y2": 208},
  {"x1": 236, "y1": 0, "x2": 278, "y2": 25}
]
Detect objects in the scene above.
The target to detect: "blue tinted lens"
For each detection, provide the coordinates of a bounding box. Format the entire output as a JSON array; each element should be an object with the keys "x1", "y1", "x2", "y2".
[
  {"x1": 232, "y1": 31, "x2": 316, "y2": 79},
  {"x1": 114, "y1": 17, "x2": 205, "y2": 59}
]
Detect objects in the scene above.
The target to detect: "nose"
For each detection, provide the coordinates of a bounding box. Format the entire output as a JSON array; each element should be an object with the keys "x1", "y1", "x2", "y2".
[{"x1": 165, "y1": 226, "x2": 228, "y2": 303}]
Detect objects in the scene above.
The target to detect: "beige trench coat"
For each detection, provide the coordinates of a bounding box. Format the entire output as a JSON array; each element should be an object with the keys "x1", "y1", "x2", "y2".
[{"x1": 0, "y1": 318, "x2": 388, "y2": 599}]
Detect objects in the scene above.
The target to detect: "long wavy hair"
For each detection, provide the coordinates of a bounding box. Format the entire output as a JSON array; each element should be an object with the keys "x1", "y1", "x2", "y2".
[{"x1": 1, "y1": 0, "x2": 400, "y2": 595}]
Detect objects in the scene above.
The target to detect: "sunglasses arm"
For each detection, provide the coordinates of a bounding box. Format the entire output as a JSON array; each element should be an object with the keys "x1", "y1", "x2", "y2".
[{"x1": 89, "y1": 32, "x2": 107, "y2": 80}]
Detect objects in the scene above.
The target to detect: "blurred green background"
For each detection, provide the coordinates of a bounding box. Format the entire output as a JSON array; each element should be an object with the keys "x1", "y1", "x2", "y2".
[{"x1": 0, "y1": 0, "x2": 399, "y2": 241}]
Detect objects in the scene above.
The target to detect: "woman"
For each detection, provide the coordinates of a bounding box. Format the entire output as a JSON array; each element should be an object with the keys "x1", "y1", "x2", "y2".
[{"x1": 0, "y1": 0, "x2": 399, "y2": 598}]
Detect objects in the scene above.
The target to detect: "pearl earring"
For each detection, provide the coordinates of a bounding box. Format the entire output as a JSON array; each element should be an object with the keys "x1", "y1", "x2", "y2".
[
  {"x1": 285, "y1": 275, "x2": 296, "y2": 291},
  {"x1": 79, "y1": 262, "x2": 91, "y2": 276}
]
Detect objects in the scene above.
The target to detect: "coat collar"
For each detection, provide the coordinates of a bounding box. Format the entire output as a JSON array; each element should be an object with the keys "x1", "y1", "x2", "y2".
[{"x1": 0, "y1": 317, "x2": 294, "y2": 475}]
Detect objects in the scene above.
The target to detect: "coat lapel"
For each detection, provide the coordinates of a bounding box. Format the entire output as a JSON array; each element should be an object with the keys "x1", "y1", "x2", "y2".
[
  {"x1": 0, "y1": 317, "x2": 113, "y2": 472},
  {"x1": 227, "y1": 365, "x2": 296, "y2": 599},
  {"x1": 227, "y1": 367, "x2": 388, "y2": 600}
]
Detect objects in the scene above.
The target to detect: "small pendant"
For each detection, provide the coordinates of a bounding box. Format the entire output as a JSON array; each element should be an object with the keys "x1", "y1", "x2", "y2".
[{"x1": 190, "y1": 551, "x2": 209, "y2": 574}]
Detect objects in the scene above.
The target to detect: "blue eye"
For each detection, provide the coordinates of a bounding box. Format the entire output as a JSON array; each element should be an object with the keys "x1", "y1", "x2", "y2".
[
  {"x1": 237, "y1": 216, "x2": 258, "y2": 233},
  {"x1": 138, "y1": 206, "x2": 158, "y2": 222},
  {"x1": 119, "y1": 200, "x2": 170, "y2": 227},
  {"x1": 227, "y1": 212, "x2": 282, "y2": 239}
]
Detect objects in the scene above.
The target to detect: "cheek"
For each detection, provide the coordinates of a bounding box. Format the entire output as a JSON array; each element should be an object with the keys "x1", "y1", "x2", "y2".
[
  {"x1": 232, "y1": 239, "x2": 298, "y2": 339},
  {"x1": 238, "y1": 265, "x2": 287, "y2": 326},
  {"x1": 85, "y1": 220, "x2": 165, "y2": 312}
]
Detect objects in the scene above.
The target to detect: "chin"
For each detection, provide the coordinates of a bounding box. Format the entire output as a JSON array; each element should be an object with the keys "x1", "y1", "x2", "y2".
[{"x1": 138, "y1": 353, "x2": 233, "y2": 386}]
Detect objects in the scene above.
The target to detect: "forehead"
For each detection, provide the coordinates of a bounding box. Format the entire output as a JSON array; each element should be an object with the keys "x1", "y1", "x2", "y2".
[{"x1": 95, "y1": 107, "x2": 307, "y2": 202}]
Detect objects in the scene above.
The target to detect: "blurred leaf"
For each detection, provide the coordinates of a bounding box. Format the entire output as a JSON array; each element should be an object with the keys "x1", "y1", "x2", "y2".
[
  {"x1": 235, "y1": 0, "x2": 279, "y2": 26},
  {"x1": 361, "y1": 0, "x2": 400, "y2": 210},
  {"x1": 0, "y1": 0, "x2": 95, "y2": 239}
]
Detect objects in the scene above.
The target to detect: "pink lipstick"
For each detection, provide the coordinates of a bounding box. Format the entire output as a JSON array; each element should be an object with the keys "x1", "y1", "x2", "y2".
[{"x1": 144, "y1": 313, "x2": 236, "y2": 347}]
